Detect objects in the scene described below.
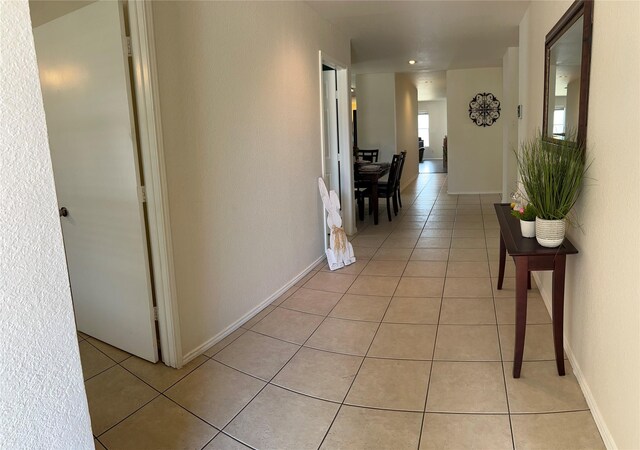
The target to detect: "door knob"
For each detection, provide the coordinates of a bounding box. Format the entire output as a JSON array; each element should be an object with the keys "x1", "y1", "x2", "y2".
[{"x1": 59, "y1": 207, "x2": 69, "y2": 217}]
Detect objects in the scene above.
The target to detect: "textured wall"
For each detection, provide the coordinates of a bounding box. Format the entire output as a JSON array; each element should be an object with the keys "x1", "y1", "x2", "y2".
[
  {"x1": 520, "y1": 1, "x2": 640, "y2": 448},
  {"x1": 394, "y1": 73, "x2": 419, "y2": 188},
  {"x1": 446, "y1": 67, "x2": 503, "y2": 193},
  {"x1": 0, "y1": 1, "x2": 93, "y2": 448},
  {"x1": 151, "y1": 1, "x2": 350, "y2": 357},
  {"x1": 355, "y1": 72, "x2": 398, "y2": 164}
]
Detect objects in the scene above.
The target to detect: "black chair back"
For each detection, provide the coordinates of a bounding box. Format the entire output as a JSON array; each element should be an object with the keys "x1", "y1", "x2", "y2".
[
  {"x1": 357, "y1": 149, "x2": 379, "y2": 162},
  {"x1": 396, "y1": 151, "x2": 407, "y2": 187},
  {"x1": 386, "y1": 154, "x2": 401, "y2": 189}
]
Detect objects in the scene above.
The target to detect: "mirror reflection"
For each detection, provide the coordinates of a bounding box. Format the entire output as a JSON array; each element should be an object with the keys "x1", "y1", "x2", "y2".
[
  {"x1": 546, "y1": 16, "x2": 583, "y2": 141},
  {"x1": 546, "y1": 17, "x2": 584, "y2": 140}
]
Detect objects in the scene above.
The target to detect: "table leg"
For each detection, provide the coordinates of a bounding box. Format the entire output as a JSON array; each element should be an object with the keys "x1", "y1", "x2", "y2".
[
  {"x1": 497, "y1": 232, "x2": 506, "y2": 290},
  {"x1": 552, "y1": 254, "x2": 567, "y2": 376},
  {"x1": 513, "y1": 256, "x2": 529, "y2": 378},
  {"x1": 371, "y1": 182, "x2": 379, "y2": 225}
]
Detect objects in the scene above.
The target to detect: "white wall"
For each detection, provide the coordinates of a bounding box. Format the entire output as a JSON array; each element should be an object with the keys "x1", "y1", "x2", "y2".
[
  {"x1": 355, "y1": 72, "x2": 397, "y2": 163},
  {"x1": 519, "y1": 2, "x2": 640, "y2": 448},
  {"x1": 446, "y1": 67, "x2": 503, "y2": 193},
  {"x1": 0, "y1": 1, "x2": 93, "y2": 447},
  {"x1": 151, "y1": 1, "x2": 350, "y2": 359},
  {"x1": 418, "y1": 100, "x2": 447, "y2": 158},
  {"x1": 394, "y1": 73, "x2": 419, "y2": 188},
  {"x1": 502, "y1": 47, "x2": 519, "y2": 201}
]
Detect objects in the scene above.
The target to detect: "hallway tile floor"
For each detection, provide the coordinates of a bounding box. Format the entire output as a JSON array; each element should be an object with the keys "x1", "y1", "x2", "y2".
[{"x1": 82, "y1": 173, "x2": 605, "y2": 449}]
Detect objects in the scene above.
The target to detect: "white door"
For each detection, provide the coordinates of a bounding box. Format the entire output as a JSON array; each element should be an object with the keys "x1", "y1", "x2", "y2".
[
  {"x1": 34, "y1": 1, "x2": 158, "y2": 362},
  {"x1": 322, "y1": 68, "x2": 341, "y2": 245}
]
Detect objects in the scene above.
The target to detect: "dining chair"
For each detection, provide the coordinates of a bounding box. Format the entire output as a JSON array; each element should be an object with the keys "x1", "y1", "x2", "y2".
[
  {"x1": 366, "y1": 154, "x2": 401, "y2": 222},
  {"x1": 395, "y1": 151, "x2": 407, "y2": 208},
  {"x1": 357, "y1": 149, "x2": 379, "y2": 162}
]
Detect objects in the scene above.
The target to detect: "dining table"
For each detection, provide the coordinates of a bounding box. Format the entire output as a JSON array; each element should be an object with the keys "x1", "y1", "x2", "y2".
[{"x1": 354, "y1": 161, "x2": 390, "y2": 225}]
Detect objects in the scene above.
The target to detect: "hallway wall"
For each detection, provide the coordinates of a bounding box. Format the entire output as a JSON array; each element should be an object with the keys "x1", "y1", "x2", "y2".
[
  {"x1": 151, "y1": 1, "x2": 350, "y2": 359},
  {"x1": 1, "y1": 1, "x2": 93, "y2": 446},
  {"x1": 395, "y1": 73, "x2": 419, "y2": 188},
  {"x1": 520, "y1": 1, "x2": 640, "y2": 448}
]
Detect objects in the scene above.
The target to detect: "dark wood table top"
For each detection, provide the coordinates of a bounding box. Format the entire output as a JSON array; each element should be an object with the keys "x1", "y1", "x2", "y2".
[{"x1": 494, "y1": 203, "x2": 579, "y2": 256}]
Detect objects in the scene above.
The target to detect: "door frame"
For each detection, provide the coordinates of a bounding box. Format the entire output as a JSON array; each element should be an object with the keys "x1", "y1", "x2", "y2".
[
  {"x1": 128, "y1": 2, "x2": 182, "y2": 368},
  {"x1": 318, "y1": 52, "x2": 355, "y2": 238}
]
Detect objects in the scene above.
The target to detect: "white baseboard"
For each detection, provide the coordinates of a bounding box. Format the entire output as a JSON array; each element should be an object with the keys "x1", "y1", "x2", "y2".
[
  {"x1": 533, "y1": 273, "x2": 617, "y2": 450},
  {"x1": 181, "y1": 254, "x2": 326, "y2": 365}
]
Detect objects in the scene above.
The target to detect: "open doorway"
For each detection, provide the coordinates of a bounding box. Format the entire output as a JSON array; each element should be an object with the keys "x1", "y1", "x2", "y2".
[
  {"x1": 418, "y1": 100, "x2": 448, "y2": 174},
  {"x1": 30, "y1": 1, "x2": 180, "y2": 366},
  {"x1": 319, "y1": 53, "x2": 354, "y2": 243}
]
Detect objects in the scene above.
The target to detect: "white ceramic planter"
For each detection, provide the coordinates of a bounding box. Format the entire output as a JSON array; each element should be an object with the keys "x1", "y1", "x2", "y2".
[
  {"x1": 535, "y1": 217, "x2": 566, "y2": 247},
  {"x1": 520, "y1": 219, "x2": 536, "y2": 238}
]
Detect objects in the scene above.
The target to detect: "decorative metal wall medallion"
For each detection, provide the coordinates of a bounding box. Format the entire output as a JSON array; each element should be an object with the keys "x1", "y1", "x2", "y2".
[{"x1": 468, "y1": 93, "x2": 501, "y2": 127}]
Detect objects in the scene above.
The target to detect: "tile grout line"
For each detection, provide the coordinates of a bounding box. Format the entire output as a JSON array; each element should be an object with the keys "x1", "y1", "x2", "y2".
[{"x1": 482, "y1": 199, "x2": 517, "y2": 450}]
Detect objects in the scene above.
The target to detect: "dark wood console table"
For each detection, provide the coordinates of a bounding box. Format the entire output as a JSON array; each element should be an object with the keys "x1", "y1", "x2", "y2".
[{"x1": 494, "y1": 204, "x2": 578, "y2": 378}]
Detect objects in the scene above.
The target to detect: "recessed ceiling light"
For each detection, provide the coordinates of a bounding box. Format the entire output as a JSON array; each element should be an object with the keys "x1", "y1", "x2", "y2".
[
  {"x1": 408, "y1": 60, "x2": 416, "y2": 65},
  {"x1": 350, "y1": 88, "x2": 354, "y2": 92}
]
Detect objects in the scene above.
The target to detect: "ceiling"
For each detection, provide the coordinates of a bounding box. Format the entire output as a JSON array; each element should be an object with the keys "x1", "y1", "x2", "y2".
[{"x1": 307, "y1": 0, "x2": 530, "y2": 100}]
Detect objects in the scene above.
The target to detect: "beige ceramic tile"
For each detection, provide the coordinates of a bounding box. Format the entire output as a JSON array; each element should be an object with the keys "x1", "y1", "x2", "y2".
[
  {"x1": 166, "y1": 359, "x2": 265, "y2": 428},
  {"x1": 426, "y1": 362, "x2": 508, "y2": 413},
  {"x1": 395, "y1": 277, "x2": 445, "y2": 297},
  {"x1": 424, "y1": 221, "x2": 454, "y2": 229},
  {"x1": 99, "y1": 396, "x2": 216, "y2": 450},
  {"x1": 350, "y1": 235, "x2": 387, "y2": 248},
  {"x1": 280, "y1": 288, "x2": 342, "y2": 316},
  {"x1": 272, "y1": 347, "x2": 362, "y2": 402},
  {"x1": 368, "y1": 323, "x2": 437, "y2": 360},
  {"x1": 450, "y1": 237, "x2": 487, "y2": 249},
  {"x1": 84, "y1": 366, "x2": 158, "y2": 435},
  {"x1": 241, "y1": 305, "x2": 275, "y2": 329},
  {"x1": 306, "y1": 318, "x2": 378, "y2": 356},
  {"x1": 452, "y1": 228, "x2": 486, "y2": 238},
  {"x1": 443, "y1": 277, "x2": 493, "y2": 297},
  {"x1": 420, "y1": 413, "x2": 512, "y2": 450},
  {"x1": 213, "y1": 331, "x2": 299, "y2": 381},
  {"x1": 494, "y1": 295, "x2": 551, "y2": 324},
  {"x1": 448, "y1": 248, "x2": 488, "y2": 262},
  {"x1": 410, "y1": 248, "x2": 450, "y2": 261},
  {"x1": 415, "y1": 237, "x2": 451, "y2": 248},
  {"x1": 403, "y1": 260, "x2": 447, "y2": 277},
  {"x1": 381, "y1": 237, "x2": 419, "y2": 248},
  {"x1": 499, "y1": 324, "x2": 561, "y2": 361},
  {"x1": 121, "y1": 355, "x2": 208, "y2": 392},
  {"x1": 85, "y1": 337, "x2": 130, "y2": 363},
  {"x1": 446, "y1": 261, "x2": 490, "y2": 278},
  {"x1": 372, "y1": 247, "x2": 413, "y2": 261},
  {"x1": 79, "y1": 340, "x2": 116, "y2": 380},
  {"x1": 361, "y1": 260, "x2": 407, "y2": 277},
  {"x1": 453, "y1": 221, "x2": 484, "y2": 230},
  {"x1": 225, "y1": 385, "x2": 339, "y2": 450},
  {"x1": 434, "y1": 325, "x2": 501, "y2": 361},
  {"x1": 439, "y1": 297, "x2": 496, "y2": 325},
  {"x1": 383, "y1": 297, "x2": 441, "y2": 324},
  {"x1": 203, "y1": 329, "x2": 247, "y2": 357},
  {"x1": 203, "y1": 433, "x2": 251, "y2": 450},
  {"x1": 511, "y1": 411, "x2": 605, "y2": 450},
  {"x1": 345, "y1": 358, "x2": 430, "y2": 411},
  {"x1": 250, "y1": 308, "x2": 323, "y2": 344},
  {"x1": 321, "y1": 406, "x2": 422, "y2": 449},
  {"x1": 352, "y1": 246, "x2": 378, "y2": 258},
  {"x1": 303, "y1": 271, "x2": 357, "y2": 293},
  {"x1": 271, "y1": 285, "x2": 299, "y2": 306},
  {"x1": 420, "y1": 229, "x2": 453, "y2": 238},
  {"x1": 94, "y1": 439, "x2": 106, "y2": 450},
  {"x1": 294, "y1": 271, "x2": 316, "y2": 288},
  {"x1": 489, "y1": 258, "x2": 516, "y2": 278},
  {"x1": 504, "y1": 360, "x2": 588, "y2": 413},
  {"x1": 329, "y1": 294, "x2": 391, "y2": 322},
  {"x1": 347, "y1": 275, "x2": 400, "y2": 296}
]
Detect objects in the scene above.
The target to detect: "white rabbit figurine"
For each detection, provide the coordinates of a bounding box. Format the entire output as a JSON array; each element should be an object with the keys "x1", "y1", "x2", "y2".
[{"x1": 318, "y1": 178, "x2": 356, "y2": 270}]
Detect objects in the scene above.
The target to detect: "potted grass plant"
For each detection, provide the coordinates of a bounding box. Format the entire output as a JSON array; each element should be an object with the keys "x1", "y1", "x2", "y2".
[{"x1": 516, "y1": 133, "x2": 590, "y2": 247}]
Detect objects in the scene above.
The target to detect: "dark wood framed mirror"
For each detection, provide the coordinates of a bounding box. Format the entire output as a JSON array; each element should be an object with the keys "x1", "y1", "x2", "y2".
[{"x1": 543, "y1": 0, "x2": 594, "y2": 147}]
